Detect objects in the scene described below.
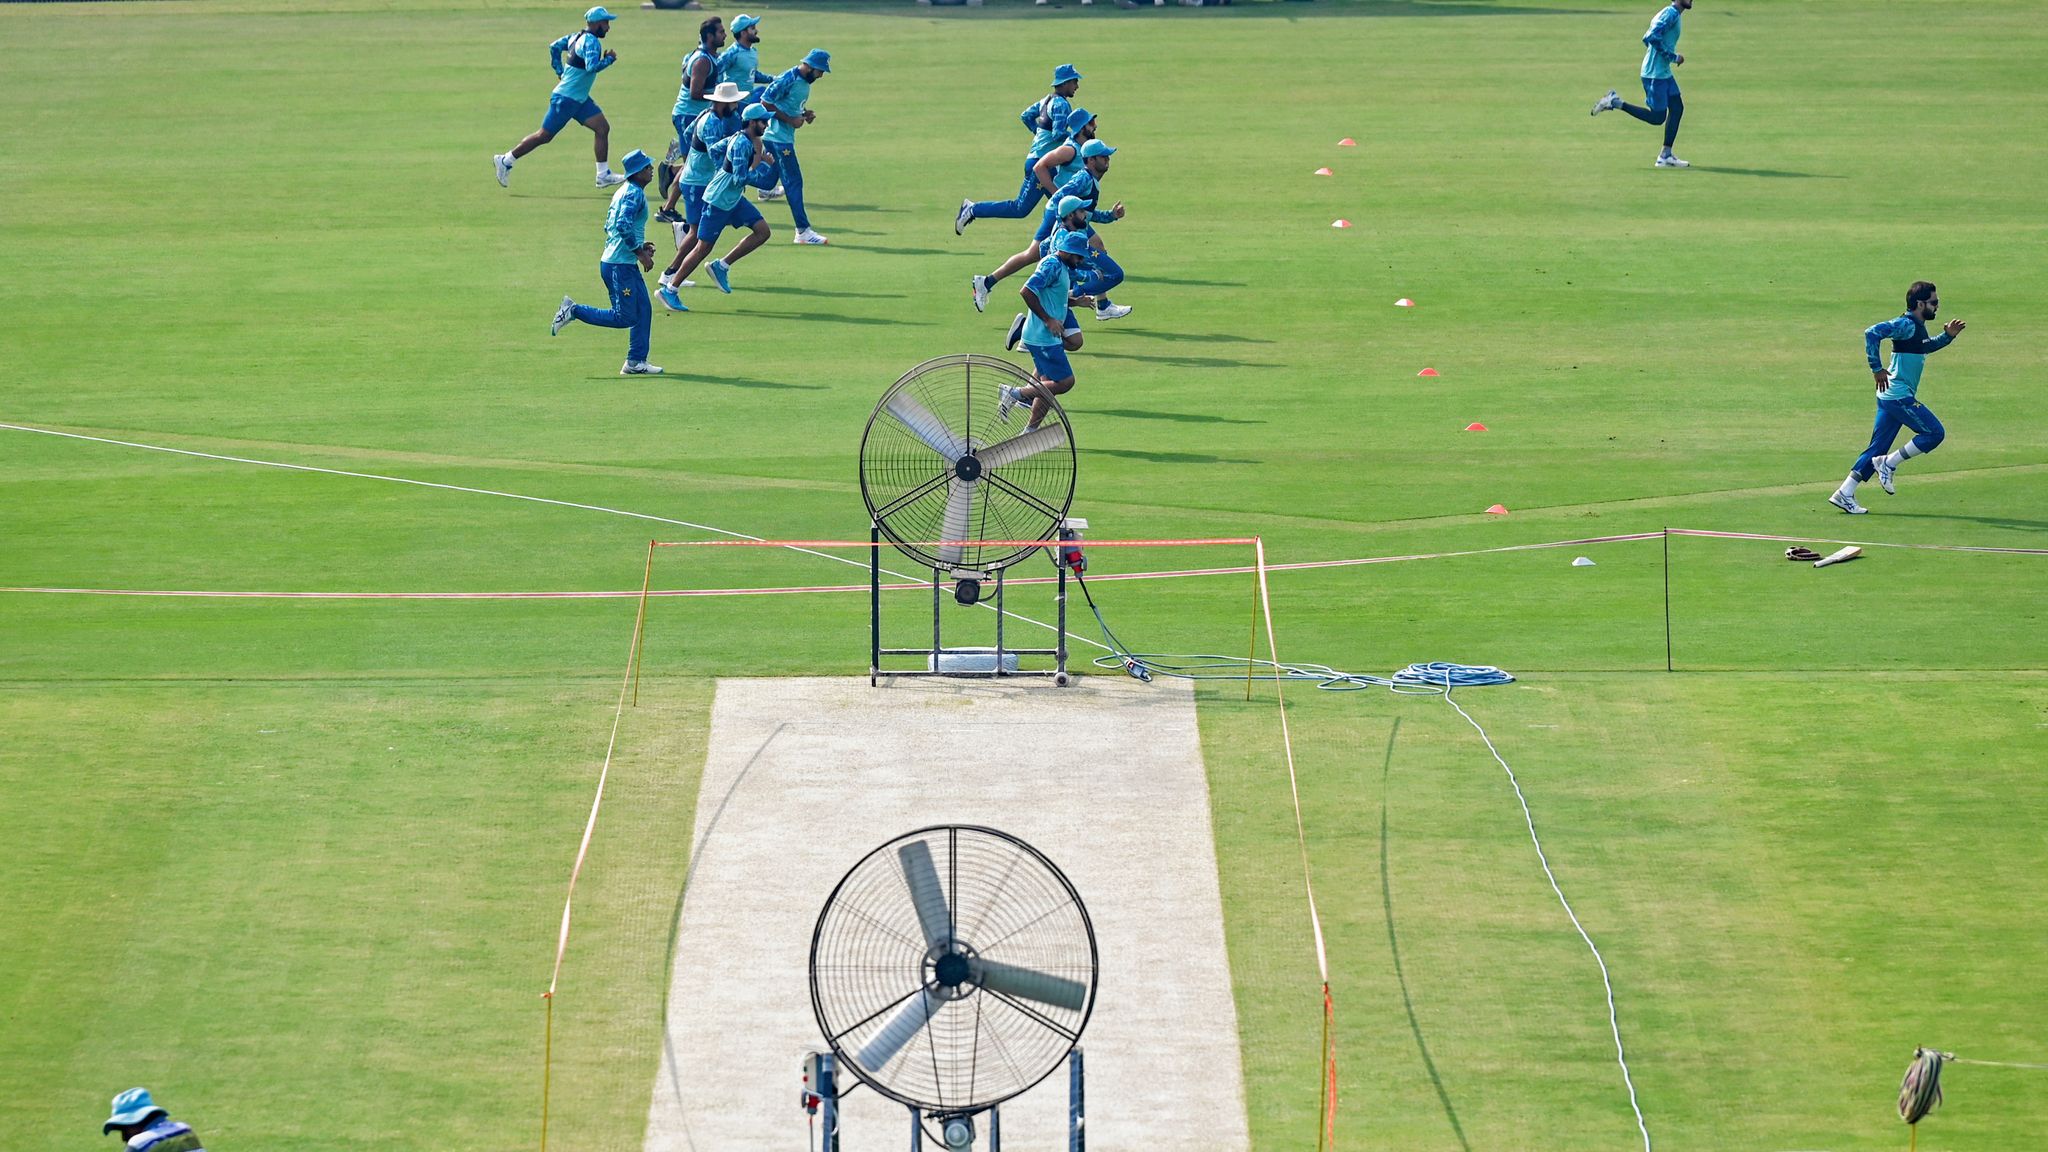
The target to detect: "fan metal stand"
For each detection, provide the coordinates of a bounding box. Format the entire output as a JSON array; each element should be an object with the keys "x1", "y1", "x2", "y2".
[
  {"x1": 801, "y1": 1048, "x2": 1088, "y2": 1151},
  {"x1": 867, "y1": 520, "x2": 1071, "y2": 687}
]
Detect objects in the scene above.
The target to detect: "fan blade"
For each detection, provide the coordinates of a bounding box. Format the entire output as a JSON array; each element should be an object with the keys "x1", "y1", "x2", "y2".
[
  {"x1": 976, "y1": 424, "x2": 1068, "y2": 470},
  {"x1": 972, "y1": 959, "x2": 1088, "y2": 1012},
  {"x1": 886, "y1": 393, "x2": 964, "y2": 462},
  {"x1": 898, "y1": 840, "x2": 953, "y2": 952},
  {"x1": 934, "y1": 478, "x2": 974, "y2": 568},
  {"x1": 854, "y1": 988, "x2": 940, "y2": 1072}
]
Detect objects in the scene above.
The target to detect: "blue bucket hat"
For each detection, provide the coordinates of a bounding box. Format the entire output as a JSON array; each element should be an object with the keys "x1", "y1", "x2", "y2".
[
  {"x1": 1055, "y1": 195, "x2": 1089, "y2": 218},
  {"x1": 584, "y1": 6, "x2": 617, "y2": 22},
  {"x1": 1080, "y1": 139, "x2": 1116, "y2": 159},
  {"x1": 802, "y1": 48, "x2": 831, "y2": 73},
  {"x1": 741, "y1": 103, "x2": 772, "y2": 122},
  {"x1": 1052, "y1": 63, "x2": 1082, "y2": 86},
  {"x1": 1064, "y1": 107, "x2": 1094, "y2": 135},
  {"x1": 104, "y1": 1088, "x2": 167, "y2": 1134},
  {"x1": 1055, "y1": 232, "x2": 1092, "y2": 257},
  {"x1": 731, "y1": 13, "x2": 760, "y2": 34},
  {"x1": 620, "y1": 149, "x2": 652, "y2": 177}
]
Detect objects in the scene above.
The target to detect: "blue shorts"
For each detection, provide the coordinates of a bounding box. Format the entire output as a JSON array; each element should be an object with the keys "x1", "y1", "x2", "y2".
[
  {"x1": 696, "y1": 197, "x2": 764, "y2": 249},
  {"x1": 1640, "y1": 75, "x2": 1680, "y2": 113},
  {"x1": 669, "y1": 115, "x2": 690, "y2": 164},
  {"x1": 543, "y1": 95, "x2": 602, "y2": 134},
  {"x1": 1025, "y1": 341, "x2": 1074, "y2": 382},
  {"x1": 681, "y1": 183, "x2": 707, "y2": 230}
]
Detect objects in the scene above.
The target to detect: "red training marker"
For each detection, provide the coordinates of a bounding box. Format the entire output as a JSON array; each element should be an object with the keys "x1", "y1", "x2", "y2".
[
  {"x1": 1394, "y1": 298, "x2": 1415, "y2": 307},
  {"x1": 1338, "y1": 138, "x2": 1357, "y2": 147},
  {"x1": 1417, "y1": 368, "x2": 1439, "y2": 377},
  {"x1": 1464, "y1": 422, "x2": 1488, "y2": 431},
  {"x1": 1331, "y1": 219, "x2": 1353, "y2": 229},
  {"x1": 1314, "y1": 167, "x2": 1333, "y2": 176},
  {"x1": 1485, "y1": 504, "x2": 1509, "y2": 515}
]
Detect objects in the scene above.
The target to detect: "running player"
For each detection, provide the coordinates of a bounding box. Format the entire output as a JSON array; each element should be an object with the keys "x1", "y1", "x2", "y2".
[
  {"x1": 720, "y1": 14, "x2": 774, "y2": 104},
  {"x1": 760, "y1": 49, "x2": 832, "y2": 245},
  {"x1": 659, "y1": 16, "x2": 726, "y2": 208},
  {"x1": 1589, "y1": 0, "x2": 1692, "y2": 168},
  {"x1": 955, "y1": 64, "x2": 1082, "y2": 235},
  {"x1": 494, "y1": 6, "x2": 625, "y2": 190},
  {"x1": 656, "y1": 82, "x2": 747, "y2": 311},
  {"x1": 550, "y1": 149, "x2": 662, "y2": 375},
  {"x1": 1003, "y1": 195, "x2": 1093, "y2": 350},
  {"x1": 974, "y1": 140, "x2": 1128, "y2": 322},
  {"x1": 999, "y1": 232, "x2": 1097, "y2": 431},
  {"x1": 667, "y1": 104, "x2": 779, "y2": 296},
  {"x1": 1829, "y1": 282, "x2": 1967, "y2": 514}
]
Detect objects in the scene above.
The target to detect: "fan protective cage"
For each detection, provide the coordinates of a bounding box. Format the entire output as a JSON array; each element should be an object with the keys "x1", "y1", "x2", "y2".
[
  {"x1": 859, "y1": 355, "x2": 1078, "y2": 574},
  {"x1": 809, "y1": 824, "x2": 1098, "y2": 1113}
]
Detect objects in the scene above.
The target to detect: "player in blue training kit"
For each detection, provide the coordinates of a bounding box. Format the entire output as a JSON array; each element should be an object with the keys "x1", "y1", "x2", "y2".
[
  {"x1": 666, "y1": 104, "x2": 780, "y2": 296},
  {"x1": 760, "y1": 49, "x2": 832, "y2": 244},
  {"x1": 496, "y1": 7, "x2": 627, "y2": 189},
  {"x1": 999, "y1": 231, "x2": 1098, "y2": 432},
  {"x1": 1590, "y1": 0, "x2": 1692, "y2": 168},
  {"x1": 975, "y1": 139, "x2": 1128, "y2": 322},
  {"x1": 719, "y1": 14, "x2": 774, "y2": 106},
  {"x1": 658, "y1": 16, "x2": 726, "y2": 209},
  {"x1": 656, "y1": 82, "x2": 748, "y2": 310},
  {"x1": 551, "y1": 149, "x2": 663, "y2": 375},
  {"x1": 956, "y1": 64, "x2": 1082, "y2": 235},
  {"x1": 1830, "y1": 281, "x2": 1968, "y2": 514}
]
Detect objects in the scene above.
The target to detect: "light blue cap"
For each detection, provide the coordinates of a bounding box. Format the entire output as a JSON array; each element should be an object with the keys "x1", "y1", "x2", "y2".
[
  {"x1": 621, "y1": 149, "x2": 652, "y2": 176},
  {"x1": 1055, "y1": 232, "x2": 1092, "y2": 257},
  {"x1": 1064, "y1": 107, "x2": 1094, "y2": 134},
  {"x1": 1053, "y1": 63, "x2": 1082, "y2": 86},
  {"x1": 802, "y1": 48, "x2": 831, "y2": 73},
  {"x1": 584, "y1": 6, "x2": 617, "y2": 22},
  {"x1": 731, "y1": 13, "x2": 760, "y2": 33},
  {"x1": 1055, "y1": 196, "x2": 1089, "y2": 218},
  {"x1": 104, "y1": 1088, "x2": 167, "y2": 1134},
  {"x1": 742, "y1": 103, "x2": 772, "y2": 122},
  {"x1": 1080, "y1": 139, "x2": 1115, "y2": 159}
]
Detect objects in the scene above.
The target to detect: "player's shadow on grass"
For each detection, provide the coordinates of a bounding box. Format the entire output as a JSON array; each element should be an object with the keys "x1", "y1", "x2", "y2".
[
  {"x1": 662, "y1": 372, "x2": 827, "y2": 391},
  {"x1": 1083, "y1": 447, "x2": 1260, "y2": 465},
  {"x1": 1692, "y1": 165, "x2": 1844, "y2": 180},
  {"x1": 747, "y1": 285, "x2": 907, "y2": 300},
  {"x1": 852, "y1": 245, "x2": 953, "y2": 257},
  {"x1": 802, "y1": 201, "x2": 907, "y2": 214},
  {"x1": 1133, "y1": 276, "x2": 1247, "y2": 288},
  {"x1": 738, "y1": 309, "x2": 935, "y2": 326},
  {"x1": 1113, "y1": 327, "x2": 1274, "y2": 345},
  {"x1": 1089, "y1": 350, "x2": 1279, "y2": 369},
  {"x1": 1089, "y1": 407, "x2": 1264, "y2": 425},
  {"x1": 1879, "y1": 511, "x2": 2048, "y2": 533}
]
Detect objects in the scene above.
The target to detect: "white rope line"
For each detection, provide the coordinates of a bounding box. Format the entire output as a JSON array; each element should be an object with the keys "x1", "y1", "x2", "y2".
[
  {"x1": 1944, "y1": 1055, "x2": 2048, "y2": 1071},
  {"x1": 1438, "y1": 682, "x2": 1652, "y2": 1152}
]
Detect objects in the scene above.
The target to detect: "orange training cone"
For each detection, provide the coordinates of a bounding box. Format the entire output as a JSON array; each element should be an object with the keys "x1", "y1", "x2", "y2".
[
  {"x1": 1417, "y1": 368, "x2": 1439, "y2": 377},
  {"x1": 1394, "y1": 298, "x2": 1414, "y2": 307},
  {"x1": 1338, "y1": 138, "x2": 1357, "y2": 147},
  {"x1": 1314, "y1": 167, "x2": 1333, "y2": 176},
  {"x1": 1485, "y1": 504, "x2": 1509, "y2": 515},
  {"x1": 1464, "y1": 422, "x2": 1488, "y2": 431},
  {"x1": 1331, "y1": 219, "x2": 1352, "y2": 229}
]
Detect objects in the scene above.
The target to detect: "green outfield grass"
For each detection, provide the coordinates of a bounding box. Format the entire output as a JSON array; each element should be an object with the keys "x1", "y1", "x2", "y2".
[{"x1": 3, "y1": 0, "x2": 2044, "y2": 1149}]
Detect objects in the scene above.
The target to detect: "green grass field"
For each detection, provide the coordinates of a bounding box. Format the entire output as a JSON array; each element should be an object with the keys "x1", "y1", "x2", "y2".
[{"x1": 4, "y1": 0, "x2": 2045, "y2": 1148}]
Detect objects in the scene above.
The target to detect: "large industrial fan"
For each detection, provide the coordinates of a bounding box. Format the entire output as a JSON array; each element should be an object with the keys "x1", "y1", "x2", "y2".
[
  {"x1": 859, "y1": 355, "x2": 1082, "y2": 682},
  {"x1": 809, "y1": 825, "x2": 1097, "y2": 1148}
]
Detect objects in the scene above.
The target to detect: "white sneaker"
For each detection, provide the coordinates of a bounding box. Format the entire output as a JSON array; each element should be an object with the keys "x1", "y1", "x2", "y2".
[
  {"x1": 1875, "y1": 458, "x2": 1897, "y2": 495},
  {"x1": 996, "y1": 386, "x2": 1019, "y2": 423},
  {"x1": 671, "y1": 220, "x2": 690, "y2": 247},
  {"x1": 1591, "y1": 90, "x2": 1619, "y2": 116},
  {"x1": 759, "y1": 184, "x2": 786, "y2": 201},
  {"x1": 955, "y1": 199, "x2": 975, "y2": 236},
  {"x1": 551, "y1": 295, "x2": 575, "y2": 336},
  {"x1": 971, "y1": 275, "x2": 991, "y2": 313},
  {"x1": 1655, "y1": 153, "x2": 1690, "y2": 168},
  {"x1": 493, "y1": 153, "x2": 513, "y2": 187},
  {"x1": 1005, "y1": 312, "x2": 1027, "y2": 352},
  {"x1": 793, "y1": 228, "x2": 829, "y2": 245},
  {"x1": 1094, "y1": 302, "x2": 1132, "y2": 321},
  {"x1": 620, "y1": 360, "x2": 665, "y2": 375},
  {"x1": 1828, "y1": 490, "x2": 1868, "y2": 515},
  {"x1": 596, "y1": 170, "x2": 627, "y2": 188}
]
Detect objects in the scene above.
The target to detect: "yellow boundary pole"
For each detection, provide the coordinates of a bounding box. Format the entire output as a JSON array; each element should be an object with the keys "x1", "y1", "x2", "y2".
[{"x1": 631, "y1": 540, "x2": 655, "y2": 706}]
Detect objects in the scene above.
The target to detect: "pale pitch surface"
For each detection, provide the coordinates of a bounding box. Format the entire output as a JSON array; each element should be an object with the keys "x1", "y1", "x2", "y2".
[{"x1": 645, "y1": 676, "x2": 1249, "y2": 1151}]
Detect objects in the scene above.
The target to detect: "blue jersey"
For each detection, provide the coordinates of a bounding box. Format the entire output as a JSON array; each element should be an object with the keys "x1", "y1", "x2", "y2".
[
  {"x1": 1051, "y1": 172, "x2": 1117, "y2": 224},
  {"x1": 1021, "y1": 255, "x2": 1074, "y2": 348},
  {"x1": 600, "y1": 181, "x2": 648, "y2": 264},
  {"x1": 674, "y1": 46, "x2": 719, "y2": 119},
  {"x1": 1866, "y1": 314, "x2": 1955, "y2": 401},
  {"x1": 682, "y1": 108, "x2": 741, "y2": 186},
  {"x1": 1640, "y1": 3, "x2": 1681, "y2": 80},
  {"x1": 1021, "y1": 93, "x2": 1073, "y2": 159},
  {"x1": 705, "y1": 132, "x2": 770, "y2": 210},
  {"x1": 550, "y1": 31, "x2": 612, "y2": 102},
  {"x1": 762, "y1": 66, "x2": 812, "y2": 146},
  {"x1": 719, "y1": 43, "x2": 771, "y2": 90}
]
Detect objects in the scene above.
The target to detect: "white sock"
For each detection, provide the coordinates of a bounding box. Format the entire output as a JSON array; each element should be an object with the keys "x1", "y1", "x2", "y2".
[
  {"x1": 500, "y1": 154, "x2": 513, "y2": 165},
  {"x1": 1887, "y1": 442, "x2": 1925, "y2": 467},
  {"x1": 597, "y1": 161, "x2": 611, "y2": 176},
  {"x1": 1838, "y1": 474, "x2": 1860, "y2": 496}
]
